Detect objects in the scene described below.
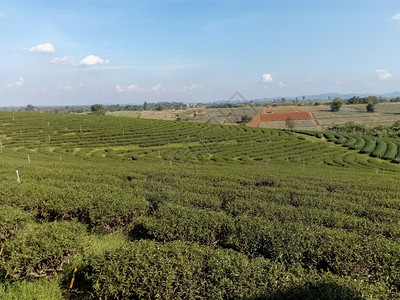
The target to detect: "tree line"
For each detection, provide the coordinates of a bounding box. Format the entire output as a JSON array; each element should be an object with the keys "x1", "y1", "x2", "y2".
[{"x1": 330, "y1": 96, "x2": 381, "y2": 112}]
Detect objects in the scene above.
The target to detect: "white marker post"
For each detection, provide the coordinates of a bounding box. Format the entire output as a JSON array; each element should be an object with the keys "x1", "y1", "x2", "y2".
[
  {"x1": 16, "y1": 170, "x2": 21, "y2": 183},
  {"x1": 27, "y1": 155, "x2": 30, "y2": 163}
]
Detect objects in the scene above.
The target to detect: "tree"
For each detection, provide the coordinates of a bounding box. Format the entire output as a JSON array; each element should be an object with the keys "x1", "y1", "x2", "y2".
[
  {"x1": 391, "y1": 120, "x2": 400, "y2": 132},
  {"x1": 285, "y1": 115, "x2": 297, "y2": 130},
  {"x1": 26, "y1": 104, "x2": 36, "y2": 111},
  {"x1": 91, "y1": 104, "x2": 105, "y2": 115},
  {"x1": 240, "y1": 115, "x2": 252, "y2": 125},
  {"x1": 367, "y1": 96, "x2": 379, "y2": 105},
  {"x1": 330, "y1": 98, "x2": 343, "y2": 112},
  {"x1": 366, "y1": 103, "x2": 376, "y2": 113}
]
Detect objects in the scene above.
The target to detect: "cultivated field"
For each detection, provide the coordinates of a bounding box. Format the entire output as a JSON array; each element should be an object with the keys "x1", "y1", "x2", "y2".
[
  {"x1": 1, "y1": 111, "x2": 400, "y2": 298},
  {"x1": 109, "y1": 102, "x2": 400, "y2": 131},
  {"x1": 298, "y1": 102, "x2": 400, "y2": 128}
]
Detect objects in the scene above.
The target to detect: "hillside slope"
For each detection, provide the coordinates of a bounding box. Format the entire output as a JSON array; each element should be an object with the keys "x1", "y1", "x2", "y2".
[{"x1": 1, "y1": 112, "x2": 400, "y2": 299}]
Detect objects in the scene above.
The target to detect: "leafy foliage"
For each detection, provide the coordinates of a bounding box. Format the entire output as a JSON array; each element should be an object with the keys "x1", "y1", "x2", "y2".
[
  {"x1": 330, "y1": 98, "x2": 343, "y2": 112},
  {"x1": 84, "y1": 240, "x2": 384, "y2": 299},
  {"x1": 0, "y1": 111, "x2": 399, "y2": 298},
  {"x1": 0, "y1": 221, "x2": 86, "y2": 280},
  {"x1": 0, "y1": 206, "x2": 34, "y2": 243},
  {"x1": 366, "y1": 102, "x2": 376, "y2": 112},
  {"x1": 90, "y1": 104, "x2": 105, "y2": 115}
]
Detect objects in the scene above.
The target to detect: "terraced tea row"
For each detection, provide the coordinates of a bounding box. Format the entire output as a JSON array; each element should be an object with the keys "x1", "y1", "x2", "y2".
[
  {"x1": 2, "y1": 112, "x2": 398, "y2": 172},
  {"x1": 298, "y1": 130, "x2": 400, "y2": 164},
  {"x1": 2, "y1": 111, "x2": 400, "y2": 298}
]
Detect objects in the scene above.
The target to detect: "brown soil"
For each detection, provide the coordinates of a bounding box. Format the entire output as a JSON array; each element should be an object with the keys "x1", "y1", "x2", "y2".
[
  {"x1": 260, "y1": 111, "x2": 312, "y2": 122},
  {"x1": 247, "y1": 106, "x2": 314, "y2": 127}
]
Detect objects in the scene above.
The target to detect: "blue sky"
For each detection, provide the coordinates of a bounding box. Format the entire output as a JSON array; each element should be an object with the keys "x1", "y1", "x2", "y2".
[{"x1": 1, "y1": 0, "x2": 400, "y2": 106}]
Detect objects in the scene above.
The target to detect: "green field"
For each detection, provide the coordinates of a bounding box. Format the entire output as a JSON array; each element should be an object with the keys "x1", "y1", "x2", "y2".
[{"x1": 1, "y1": 111, "x2": 400, "y2": 299}]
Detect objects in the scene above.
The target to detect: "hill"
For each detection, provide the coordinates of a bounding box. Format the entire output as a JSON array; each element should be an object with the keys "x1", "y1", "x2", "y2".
[{"x1": 1, "y1": 111, "x2": 400, "y2": 299}]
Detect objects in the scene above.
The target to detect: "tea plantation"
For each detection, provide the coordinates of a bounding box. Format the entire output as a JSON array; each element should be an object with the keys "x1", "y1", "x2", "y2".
[{"x1": 1, "y1": 111, "x2": 400, "y2": 299}]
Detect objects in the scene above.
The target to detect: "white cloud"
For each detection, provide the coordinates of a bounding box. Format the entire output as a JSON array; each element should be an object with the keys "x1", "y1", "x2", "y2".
[
  {"x1": 50, "y1": 56, "x2": 75, "y2": 66},
  {"x1": 261, "y1": 73, "x2": 273, "y2": 83},
  {"x1": 57, "y1": 84, "x2": 84, "y2": 92},
  {"x1": 115, "y1": 85, "x2": 126, "y2": 93},
  {"x1": 6, "y1": 77, "x2": 24, "y2": 88},
  {"x1": 127, "y1": 84, "x2": 142, "y2": 92},
  {"x1": 63, "y1": 85, "x2": 73, "y2": 91},
  {"x1": 375, "y1": 69, "x2": 392, "y2": 80},
  {"x1": 51, "y1": 55, "x2": 109, "y2": 67},
  {"x1": 115, "y1": 84, "x2": 145, "y2": 93},
  {"x1": 28, "y1": 42, "x2": 55, "y2": 53},
  {"x1": 182, "y1": 83, "x2": 198, "y2": 91},
  {"x1": 151, "y1": 83, "x2": 163, "y2": 91},
  {"x1": 390, "y1": 13, "x2": 400, "y2": 20},
  {"x1": 277, "y1": 80, "x2": 285, "y2": 88},
  {"x1": 79, "y1": 55, "x2": 109, "y2": 66}
]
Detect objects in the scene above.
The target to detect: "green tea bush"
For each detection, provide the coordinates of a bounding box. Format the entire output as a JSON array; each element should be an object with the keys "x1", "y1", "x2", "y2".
[
  {"x1": 231, "y1": 215, "x2": 400, "y2": 281},
  {"x1": 360, "y1": 136, "x2": 376, "y2": 153},
  {"x1": 0, "y1": 221, "x2": 87, "y2": 279},
  {"x1": 335, "y1": 135, "x2": 347, "y2": 145},
  {"x1": 0, "y1": 278, "x2": 63, "y2": 300},
  {"x1": 2, "y1": 111, "x2": 400, "y2": 298},
  {"x1": 138, "y1": 203, "x2": 234, "y2": 246},
  {"x1": 370, "y1": 139, "x2": 387, "y2": 158},
  {"x1": 86, "y1": 240, "x2": 281, "y2": 299},
  {"x1": 36, "y1": 185, "x2": 149, "y2": 233},
  {"x1": 350, "y1": 136, "x2": 366, "y2": 150},
  {"x1": 343, "y1": 136, "x2": 357, "y2": 147},
  {"x1": 323, "y1": 132, "x2": 337, "y2": 142},
  {"x1": 0, "y1": 206, "x2": 34, "y2": 242},
  {"x1": 82, "y1": 240, "x2": 393, "y2": 299},
  {"x1": 232, "y1": 216, "x2": 319, "y2": 261},
  {"x1": 382, "y1": 141, "x2": 397, "y2": 160}
]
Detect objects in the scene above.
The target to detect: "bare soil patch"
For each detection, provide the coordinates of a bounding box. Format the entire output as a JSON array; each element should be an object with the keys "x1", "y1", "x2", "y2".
[{"x1": 260, "y1": 111, "x2": 312, "y2": 122}]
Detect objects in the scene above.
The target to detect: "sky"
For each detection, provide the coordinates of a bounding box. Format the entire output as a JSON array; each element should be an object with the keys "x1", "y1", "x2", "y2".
[{"x1": 1, "y1": 0, "x2": 400, "y2": 106}]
